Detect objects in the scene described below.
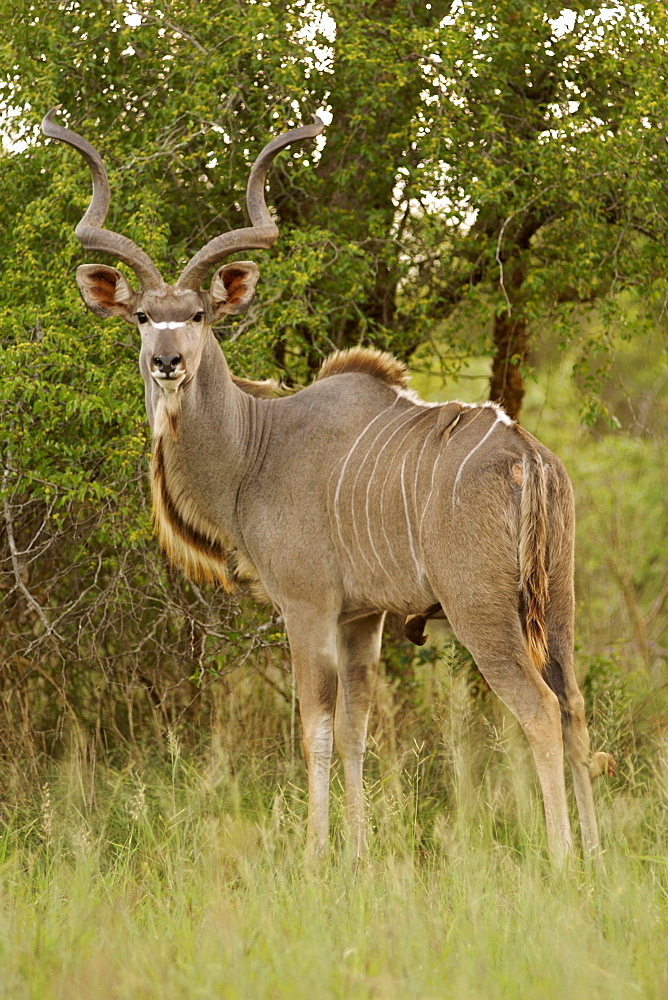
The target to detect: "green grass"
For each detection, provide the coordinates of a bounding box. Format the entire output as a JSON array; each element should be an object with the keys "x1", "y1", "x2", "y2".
[
  {"x1": 1, "y1": 330, "x2": 665, "y2": 999},
  {"x1": 1, "y1": 712, "x2": 667, "y2": 1000}
]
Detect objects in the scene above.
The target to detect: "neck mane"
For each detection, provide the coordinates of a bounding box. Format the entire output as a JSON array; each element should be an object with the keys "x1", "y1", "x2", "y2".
[{"x1": 150, "y1": 430, "x2": 237, "y2": 590}]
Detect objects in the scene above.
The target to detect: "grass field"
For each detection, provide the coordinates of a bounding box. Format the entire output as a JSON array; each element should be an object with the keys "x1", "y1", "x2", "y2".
[{"x1": 2, "y1": 687, "x2": 667, "y2": 1000}]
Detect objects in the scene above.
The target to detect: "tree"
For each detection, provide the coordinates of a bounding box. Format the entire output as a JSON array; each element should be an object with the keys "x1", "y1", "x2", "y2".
[
  {"x1": 4, "y1": 2, "x2": 667, "y2": 392},
  {"x1": 411, "y1": 2, "x2": 668, "y2": 418},
  {"x1": 0, "y1": 0, "x2": 666, "y2": 750}
]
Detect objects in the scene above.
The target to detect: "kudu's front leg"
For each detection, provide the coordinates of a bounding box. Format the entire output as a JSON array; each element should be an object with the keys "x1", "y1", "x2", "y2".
[
  {"x1": 336, "y1": 612, "x2": 385, "y2": 861},
  {"x1": 283, "y1": 605, "x2": 339, "y2": 861}
]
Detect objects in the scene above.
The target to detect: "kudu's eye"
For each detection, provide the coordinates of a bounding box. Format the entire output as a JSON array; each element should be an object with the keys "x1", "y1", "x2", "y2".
[
  {"x1": 193, "y1": 311, "x2": 204, "y2": 323},
  {"x1": 136, "y1": 311, "x2": 149, "y2": 325}
]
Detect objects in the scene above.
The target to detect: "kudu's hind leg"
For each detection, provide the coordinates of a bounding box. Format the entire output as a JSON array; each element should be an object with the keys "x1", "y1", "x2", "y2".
[
  {"x1": 543, "y1": 466, "x2": 602, "y2": 856},
  {"x1": 283, "y1": 605, "x2": 339, "y2": 860},
  {"x1": 545, "y1": 624, "x2": 600, "y2": 856},
  {"x1": 335, "y1": 612, "x2": 385, "y2": 860},
  {"x1": 445, "y1": 606, "x2": 574, "y2": 862}
]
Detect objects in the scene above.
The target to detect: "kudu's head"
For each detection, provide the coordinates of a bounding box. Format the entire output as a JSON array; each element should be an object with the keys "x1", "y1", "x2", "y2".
[{"x1": 41, "y1": 109, "x2": 323, "y2": 394}]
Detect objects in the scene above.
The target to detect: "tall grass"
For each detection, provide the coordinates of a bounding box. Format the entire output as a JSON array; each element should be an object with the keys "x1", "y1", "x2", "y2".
[
  {"x1": 1, "y1": 651, "x2": 667, "y2": 1000},
  {"x1": 2, "y1": 329, "x2": 666, "y2": 997}
]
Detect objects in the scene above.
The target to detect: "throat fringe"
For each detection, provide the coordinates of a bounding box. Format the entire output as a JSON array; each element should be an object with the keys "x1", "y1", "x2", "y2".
[
  {"x1": 149, "y1": 433, "x2": 234, "y2": 590},
  {"x1": 155, "y1": 391, "x2": 182, "y2": 441}
]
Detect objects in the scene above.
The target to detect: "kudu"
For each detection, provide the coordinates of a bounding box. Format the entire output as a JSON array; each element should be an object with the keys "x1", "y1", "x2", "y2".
[{"x1": 43, "y1": 108, "x2": 610, "y2": 863}]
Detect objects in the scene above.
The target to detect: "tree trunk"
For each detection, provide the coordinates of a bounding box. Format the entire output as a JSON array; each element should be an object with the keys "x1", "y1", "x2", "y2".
[
  {"x1": 489, "y1": 310, "x2": 529, "y2": 421},
  {"x1": 489, "y1": 254, "x2": 529, "y2": 421}
]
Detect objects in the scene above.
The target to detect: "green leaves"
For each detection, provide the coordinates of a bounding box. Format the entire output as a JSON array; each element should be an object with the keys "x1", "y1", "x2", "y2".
[{"x1": 0, "y1": 0, "x2": 666, "y2": 742}]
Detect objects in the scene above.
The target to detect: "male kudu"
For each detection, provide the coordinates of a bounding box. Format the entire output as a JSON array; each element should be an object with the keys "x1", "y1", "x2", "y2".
[{"x1": 43, "y1": 109, "x2": 610, "y2": 863}]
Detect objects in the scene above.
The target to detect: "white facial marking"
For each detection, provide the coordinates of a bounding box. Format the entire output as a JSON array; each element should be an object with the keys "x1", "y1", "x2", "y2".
[
  {"x1": 150, "y1": 320, "x2": 185, "y2": 331},
  {"x1": 150, "y1": 370, "x2": 186, "y2": 392}
]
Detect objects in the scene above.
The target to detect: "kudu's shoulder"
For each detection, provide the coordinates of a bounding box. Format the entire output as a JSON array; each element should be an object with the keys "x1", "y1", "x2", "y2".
[{"x1": 265, "y1": 347, "x2": 415, "y2": 423}]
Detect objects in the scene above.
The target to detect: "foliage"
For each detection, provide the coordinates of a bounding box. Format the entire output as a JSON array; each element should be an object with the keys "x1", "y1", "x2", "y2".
[{"x1": 0, "y1": 1, "x2": 666, "y2": 778}]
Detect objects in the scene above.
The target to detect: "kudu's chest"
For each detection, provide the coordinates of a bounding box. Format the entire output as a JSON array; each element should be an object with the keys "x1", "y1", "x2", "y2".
[{"x1": 149, "y1": 431, "x2": 245, "y2": 592}]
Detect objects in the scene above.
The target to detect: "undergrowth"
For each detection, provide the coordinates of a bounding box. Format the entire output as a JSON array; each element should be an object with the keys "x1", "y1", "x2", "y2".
[{"x1": 1, "y1": 645, "x2": 667, "y2": 1000}]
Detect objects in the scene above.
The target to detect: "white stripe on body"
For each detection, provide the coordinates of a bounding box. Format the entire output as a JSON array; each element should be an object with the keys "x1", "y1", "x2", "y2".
[
  {"x1": 452, "y1": 409, "x2": 511, "y2": 510},
  {"x1": 376, "y1": 408, "x2": 436, "y2": 575},
  {"x1": 347, "y1": 406, "x2": 422, "y2": 576},
  {"x1": 416, "y1": 409, "x2": 483, "y2": 541},
  {"x1": 359, "y1": 408, "x2": 432, "y2": 579},
  {"x1": 400, "y1": 453, "x2": 422, "y2": 578},
  {"x1": 412, "y1": 427, "x2": 436, "y2": 529},
  {"x1": 332, "y1": 399, "x2": 400, "y2": 562}
]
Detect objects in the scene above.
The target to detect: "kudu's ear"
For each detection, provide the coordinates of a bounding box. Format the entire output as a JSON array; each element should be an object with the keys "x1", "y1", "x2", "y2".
[
  {"x1": 209, "y1": 262, "x2": 259, "y2": 317},
  {"x1": 76, "y1": 264, "x2": 137, "y2": 324}
]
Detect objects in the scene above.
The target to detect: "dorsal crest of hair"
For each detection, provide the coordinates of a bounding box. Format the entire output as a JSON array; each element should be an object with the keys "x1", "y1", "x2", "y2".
[{"x1": 316, "y1": 346, "x2": 410, "y2": 388}]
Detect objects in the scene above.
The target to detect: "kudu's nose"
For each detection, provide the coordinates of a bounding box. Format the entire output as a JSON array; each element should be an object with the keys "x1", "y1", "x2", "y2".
[{"x1": 153, "y1": 354, "x2": 183, "y2": 375}]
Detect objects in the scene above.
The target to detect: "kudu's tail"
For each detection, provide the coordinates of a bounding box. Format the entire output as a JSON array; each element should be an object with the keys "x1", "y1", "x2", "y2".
[{"x1": 517, "y1": 447, "x2": 549, "y2": 672}]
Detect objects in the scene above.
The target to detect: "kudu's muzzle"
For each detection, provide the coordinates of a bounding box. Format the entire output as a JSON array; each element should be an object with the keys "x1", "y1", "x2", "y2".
[
  {"x1": 153, "y1": 354, "x2": 183, "y2": 376},
  {"x1": 151, "y1": 353, "x2": 186, "y2": 391}
]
